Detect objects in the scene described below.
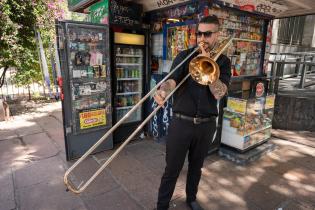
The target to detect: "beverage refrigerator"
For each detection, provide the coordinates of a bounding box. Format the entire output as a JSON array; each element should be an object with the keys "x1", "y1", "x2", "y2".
[
  {"x1": 111, "y1": 31, "x2": 148, "y2": 143},
  {"x1": 56, "y1": 20, "x2": 113, "y2": 160}
]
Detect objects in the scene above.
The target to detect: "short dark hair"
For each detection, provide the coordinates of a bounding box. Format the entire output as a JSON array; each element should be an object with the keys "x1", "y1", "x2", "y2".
[{"x1": 197, "y1": 15, "x2": 220, "y2": 29}]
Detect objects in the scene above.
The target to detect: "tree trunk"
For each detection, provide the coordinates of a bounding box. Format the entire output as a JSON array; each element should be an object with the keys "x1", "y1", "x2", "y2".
[
  {"x1": 0, "y1": 66, "x2": 9, "y2": 88},
  {"x1": 28, "y1": 85, "x2": 31, "y2": 100}
]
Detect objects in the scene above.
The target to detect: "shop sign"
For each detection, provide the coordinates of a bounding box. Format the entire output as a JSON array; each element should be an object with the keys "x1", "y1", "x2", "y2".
[
  {"x1": 110, "y1": 0, "x2": 143, "y2": 26},
  {"x1": 265, "y1": 95, "x2": 275, "y2": 109},
  {"x1": 255, "y1": 82, "x2": 264, "y2": 97},
  {"x1": 86, "y1": 0, "x2": 109, "y2": 24},
  {"x1": 136, "y1": 0, "x2": 190, "y2": 12},
  {"x1": 227, "y1": 98, "x2": 247, "y2": 114},
  {"x1": 79, "y1": 109, "x2": 106, "y2": 129},
  {"x1": 68, "y1": 0, "x2": 94, "y2": 11},
  {"x1": 219, "y1": 0, "x2": 287, "y2": 16}
]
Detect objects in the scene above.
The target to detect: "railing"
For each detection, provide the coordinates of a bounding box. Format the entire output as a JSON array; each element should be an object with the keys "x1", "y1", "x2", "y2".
[
  {"x1": 267, "y1": 52, "x2": 315, "y2": 93},
  {"x1": 0, "y1": 68, "x2": 59, "y2": 101}
]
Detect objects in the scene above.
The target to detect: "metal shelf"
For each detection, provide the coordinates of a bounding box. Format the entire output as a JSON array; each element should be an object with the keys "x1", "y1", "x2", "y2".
[
  {"x1": 244, "y1": 125, "x2": 272, "y2": 137},
  {"x1": 117, "y1": 78, "x2": 141, "y2": 81},
  {"x1": 116, "y1": 54, "x2": 143, "y2": 57},
  {"x1": 116, "y1": 63, "x2": 143, "y2": 66},
  {"x1": 116, "y1": 92, "x2": 141, "y2": 96},
  {"x1": 116, "y1": 106, "x2": 134, "y2": 110}
]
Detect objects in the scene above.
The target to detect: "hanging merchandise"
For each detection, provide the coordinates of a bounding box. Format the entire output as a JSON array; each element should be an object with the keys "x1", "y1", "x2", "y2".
[{"x1": 207, "y1": 6, "x2": 264, "y2": 77}]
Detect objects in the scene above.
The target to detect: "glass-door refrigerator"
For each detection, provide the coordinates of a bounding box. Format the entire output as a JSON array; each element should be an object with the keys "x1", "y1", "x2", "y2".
[
  {"x1": 112, "y1": 32, "x2": 147, "y2": 143},
  {"x1": 56, "y1": 20, "x2": 113, "y2": 160}
]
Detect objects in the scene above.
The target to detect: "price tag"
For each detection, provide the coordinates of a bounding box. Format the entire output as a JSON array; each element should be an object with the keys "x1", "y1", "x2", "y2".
[{"x1": 265, "y1": 95, "x2": 275, "y2": 109}]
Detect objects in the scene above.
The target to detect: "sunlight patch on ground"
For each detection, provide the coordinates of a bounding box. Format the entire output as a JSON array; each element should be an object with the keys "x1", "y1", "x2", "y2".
[
  {"x1": 269, "y1": 184, "x2": 293, "y2": 196},
  {"x1": 0, "y1": 119, "x2": 37, "y2": 130},
  {"x1": 283, "y1": 170, "x2": 307, "y2": 182},
  {"x1": 218, "y1": 188, "x2": 245, "y2": 204}
]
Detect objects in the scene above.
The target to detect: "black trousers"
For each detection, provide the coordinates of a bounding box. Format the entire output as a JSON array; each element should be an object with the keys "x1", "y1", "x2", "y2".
[{"x1": 157, "y1": 117, "x2": 217, "y2": 210}]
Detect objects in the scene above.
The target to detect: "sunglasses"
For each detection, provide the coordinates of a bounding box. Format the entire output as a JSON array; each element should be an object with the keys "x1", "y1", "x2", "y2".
[{"x1": 196, "y1": 31, "x2": 217, "y2": 38}]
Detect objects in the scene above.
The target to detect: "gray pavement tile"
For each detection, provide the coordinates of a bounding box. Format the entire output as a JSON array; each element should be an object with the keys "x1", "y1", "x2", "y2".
[
  {"x1": 14, "y1": 156, "x2": 65, "y2": 189},
  {"x1": 125, "y1": 140, "x2": 166, "y2": 158},
  {"x1": 66, "y1": 157, "x2": 119, "y2": 197},
  {"x1": 194, "y1": 178, "x2": 260, "y2": 210},
  {"x1": 84, "y1": 187, "x2": 144, "y2": 210},
  {"x1": 0, "y1": 165, "x2": 15, "y2": 210},
  {"x1": 0, "y1": 138, "x2": 27, "y2": 167},
  {"x1": 244, "y1": 183, "x2": 288, "y2": 210},
  {"x1": 107, "y1": 151, "x2": 163, "y2": 209},
  {"x1": 15, "y1": 122, "x2": 44, "y2": 137},
  {"x1": 276, "y1": 199, "x2": 315, "y2": 210},
  {"x1": 271, "y1": 139, "x2": 315, "y2": 157},
  {"x1": 35, "y1": 115, "x2": 61, "y2": 130},
  {"x1": 49, "y1": 111, "x2": 63, "y2": 123},
  {"x1": 46, "y1": 131, "x2": 65, "y2": 152},
  {"x1": 17, "y1": 178, "x2": 87, "y2": 210},
  {"x1": 22, "y1": 132, "x2": 59, "y2": 161},
  {"x1": 0, "y1": 129, "x2": 18, "y2": 141}
]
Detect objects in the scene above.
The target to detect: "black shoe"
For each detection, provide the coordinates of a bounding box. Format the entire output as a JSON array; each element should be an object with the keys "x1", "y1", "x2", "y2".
[{"x1": 187, "y1": 201, "x2": 204, "y2": 210}]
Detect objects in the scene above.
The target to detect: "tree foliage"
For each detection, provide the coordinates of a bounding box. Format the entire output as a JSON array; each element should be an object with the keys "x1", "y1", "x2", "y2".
[{"x1": 0, "y1": 0, "x2": 67, "y2": 87}]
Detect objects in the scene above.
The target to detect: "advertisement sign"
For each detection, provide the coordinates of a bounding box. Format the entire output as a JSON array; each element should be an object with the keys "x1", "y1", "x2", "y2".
[
  {"x1": 227, "y1": 98, "x2": 247, "y2": 114},
  {"x1": 265, "y1": 95, "x2": 275, "y2": 109},
  {"x1": 220, "y1": 0, "x2": 287, "y2": 16},
  {"x1": 255, "y1": 82, "x2": 265, "y2": 97},
  {"x1": 110, "y1": 0, "x2": 143, "y2": 26},
  {"x1": 86, "y1": 0, "x2": 109, "y2": 24},
  {"x1": 79, "y1": 109, "x2": 106, "y2": 129},
  {"x1": 136, "y1": 0, "x2": 190, "y2": 12}
]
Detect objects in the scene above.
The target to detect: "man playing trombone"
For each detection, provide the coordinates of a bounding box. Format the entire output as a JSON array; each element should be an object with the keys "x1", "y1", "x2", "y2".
[{"x1": 154, "y1": 15, "x2": 231, "y2": 210}]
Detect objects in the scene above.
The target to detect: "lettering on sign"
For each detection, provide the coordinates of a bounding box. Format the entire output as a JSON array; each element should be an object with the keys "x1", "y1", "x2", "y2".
[
  {"x1": 138, "y1": 0, "x2": 190, "y2": 12},
  {"x1": 110, "y1": 0, "x2": 142, "y2": 26}
]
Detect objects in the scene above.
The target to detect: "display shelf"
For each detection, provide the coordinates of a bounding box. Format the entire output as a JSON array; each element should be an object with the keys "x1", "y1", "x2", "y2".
[
  {"x1": 116, "y1": 106, "x2": 134, "y2": 110},
  {"x1": 244, "y1": 125, "x2": 272, "y2": 137},
  {"x1": 221, "y1": 37, "x2": 263, "y2": 43},
  {"x1": 117, "y1": 78, "x2": 141, "y2": 81},
  {"x1": 218, "y1": 17, "x2": 263, "y2": 27},
  {"x1": 116, "y1": 63, "x2": 143, "y2": 66},
  {"x1": 116, "y1": 92, "x2": 141, "y2": 95},
  {"x1": 221, "y1": 27, "x2": 262, "y2": 34},
  {"x1": 116, "y1": 54, "x2": 143, "y2": 57}
]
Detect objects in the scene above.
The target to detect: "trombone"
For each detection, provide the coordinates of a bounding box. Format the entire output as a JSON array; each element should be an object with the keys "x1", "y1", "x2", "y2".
[{"x1": 64, "y1": 37, "x2": 234, "y2": 194}]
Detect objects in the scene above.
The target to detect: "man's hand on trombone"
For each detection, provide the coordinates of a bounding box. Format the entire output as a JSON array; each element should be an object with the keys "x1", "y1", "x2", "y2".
[{"x1": 154, "y1": 79, "x2": 176, "y2": 107}]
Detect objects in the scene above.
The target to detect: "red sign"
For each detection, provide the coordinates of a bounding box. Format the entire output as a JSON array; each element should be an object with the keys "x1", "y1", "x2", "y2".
[{"x1": 255, "y1": 82, "x2": 265, "y2": 97}]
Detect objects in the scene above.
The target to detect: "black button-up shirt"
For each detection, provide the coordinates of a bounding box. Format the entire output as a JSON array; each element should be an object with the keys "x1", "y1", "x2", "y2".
[{"x1": 169, "y1": 48, "x2": 231, "y2": 117}]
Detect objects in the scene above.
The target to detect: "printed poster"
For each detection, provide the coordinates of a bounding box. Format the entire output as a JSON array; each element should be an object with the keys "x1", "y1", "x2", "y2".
[{"x1": 79, "y1": 109, "x2": 106, "y2": 129}]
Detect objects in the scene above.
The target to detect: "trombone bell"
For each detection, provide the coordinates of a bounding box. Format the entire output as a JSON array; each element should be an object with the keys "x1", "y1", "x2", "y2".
[
  {"x1": 189, "y1": 37, "x2": 233, "y2": 86},
  {"x1": 189, "y1": 56, "x2": 219, "y2": 85}
]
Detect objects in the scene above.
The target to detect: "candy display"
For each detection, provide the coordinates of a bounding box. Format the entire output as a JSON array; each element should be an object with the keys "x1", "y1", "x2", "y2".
[{"x1": 221, "y1": 95, "x2": 275, "y2": 151}]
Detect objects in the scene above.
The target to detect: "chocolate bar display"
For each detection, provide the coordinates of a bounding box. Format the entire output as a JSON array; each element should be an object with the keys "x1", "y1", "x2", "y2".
[{"x1": 221, "y1": 95, "x2": 275, "y2": 151}]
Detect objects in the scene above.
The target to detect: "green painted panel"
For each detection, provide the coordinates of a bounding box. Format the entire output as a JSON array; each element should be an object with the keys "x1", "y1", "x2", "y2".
[{"x1": 86, "y1": 0, "x2": 109, "y2": 24}]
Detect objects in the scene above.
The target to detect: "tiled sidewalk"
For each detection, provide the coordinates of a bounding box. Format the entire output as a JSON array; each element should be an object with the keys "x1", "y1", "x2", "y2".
[{"x1": 0, "y1": 102, "x2": 314, "y2": 210}]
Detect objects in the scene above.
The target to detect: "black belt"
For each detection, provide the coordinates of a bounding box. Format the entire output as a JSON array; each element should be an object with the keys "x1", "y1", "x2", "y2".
[{"x1": 174, "y1": 113, "x2": 216, "y2": 124}]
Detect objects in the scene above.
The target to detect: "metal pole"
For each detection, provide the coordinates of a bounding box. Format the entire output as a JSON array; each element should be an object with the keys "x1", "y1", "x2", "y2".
[
  {"x1": 299, "y1": 63, "x2": 307, "y2": 89},
  {"x1": 274, "y1": 60, "x2": 283, "y2": 94}
]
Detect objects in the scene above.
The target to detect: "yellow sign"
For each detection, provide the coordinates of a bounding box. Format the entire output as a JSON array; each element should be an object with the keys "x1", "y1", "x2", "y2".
[
  {"x1": 79, "y1": 109, "x2": 106, "y2": 129},
  {"x1": 227, "y1": 98, "x2": 247, "y2": 114},
  {"x1": 265, "y1": 95, "x2": 275, "y2": 109}
]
